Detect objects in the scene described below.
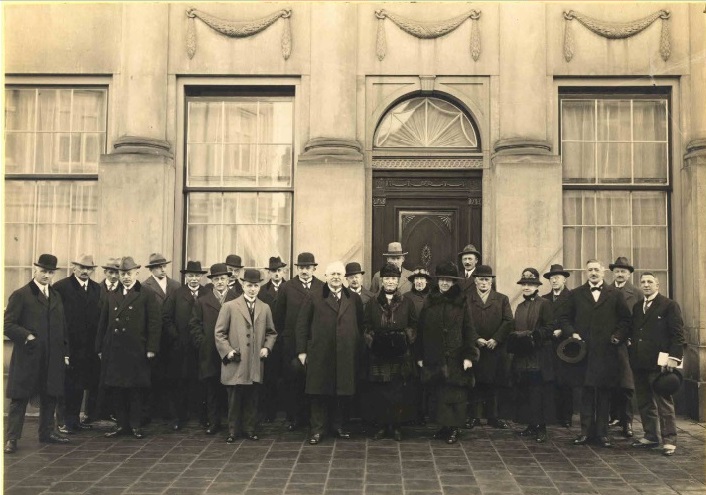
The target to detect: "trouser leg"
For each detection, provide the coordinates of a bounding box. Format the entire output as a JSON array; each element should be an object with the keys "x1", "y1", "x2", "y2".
[
  {"x1": 85, "y1": 382, "x2": 99, "y2": 420},
  {"x1": 63, "y1": 369, "x2": 84, "y2": 427},
  {"x1": 227, "y1": 386, "x2": 244, "y2": 435},
  {"x1": 129, "y1": 388, "x2": 143, "y2": 429},
  {"x1": 6, "y1": 398, "x2": 29, "y2": 441},
  {"x1": 486, "y1": 386, "x2": 499, "y2": 420},
  {"x1": 242, "y1": 385, "x2": 260, "y2": 435},
  {"x1": 634, "y1": 371, "x2": 659, "y2": 442},
  {"x1": 623, "y1": 388, "x2": 635, "y2": 425},
  {"x1": 330, "y1": 396, "x2": 349, "y2": 432},
  {"x1": 580, "y1": 386, "x2": 596, "y2": 437},
  {"x1": 205, "y1": 377, "x2": 222, "y2": 428},
  {"x1": 310, "y1": 395, "x2": 329, "y2": 436},
  {"x1": 595, "y1": 388, "x2": 611, "y2": 438},
  {"x1": 170, "y1": 378, "x2": 189, "y2": 423},
  {"x1": 39, "y1": 393, "x2": 58, "y2": 439},
  {"x1": 113, "y1": 388, "x2": 130, "y2": 429},
  {"x1": 556, "y1": 384, "x2": 574, "y2": 423}
]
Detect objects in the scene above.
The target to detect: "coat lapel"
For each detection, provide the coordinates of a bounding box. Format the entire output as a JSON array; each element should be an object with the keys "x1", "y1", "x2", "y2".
[
  {"x1": 338, "y1": 292, "x2": 351, "y2": 320},
  {"x1": 236, "y1": 297, "x2": 252, "y2": 323},
  {"x1": 117, "y1": 284, "x2": 141, "y2": 315},
  {"x1": 594, "y1": 284, "x2": 612, "y2": 308},
  {"x1": 203, "y1": 291, "x2": 221, "y2": 312},
  {"x1": 254, "y1": 298, "x2": 264, "y2": 323}
]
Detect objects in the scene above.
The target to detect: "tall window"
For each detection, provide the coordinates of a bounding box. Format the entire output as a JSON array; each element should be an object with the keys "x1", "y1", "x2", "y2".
[
  {"x1": 560, "y1": 90, "x2": 670, "y2": 290},
  {"x1": 184, "y1": 92, "x2": 293, "y2": 269},
  {"x1": 4, "y1": 86, "x2": 106, "y2": 297}
]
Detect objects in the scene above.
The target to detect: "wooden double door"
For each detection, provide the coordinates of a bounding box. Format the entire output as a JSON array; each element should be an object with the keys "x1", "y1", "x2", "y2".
[{"x1": 372, "y1": 170, "x2": 482, "y2": 274}]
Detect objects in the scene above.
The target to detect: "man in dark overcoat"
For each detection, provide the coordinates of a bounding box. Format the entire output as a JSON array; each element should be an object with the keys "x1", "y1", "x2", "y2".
[
  {"x1": 274, "y1": 252, "x2": 324, "y2": 431},
  {"x1": 225, "y1": 254, "x2": 245, "y2": 296},
  {"x1": 629, "y1": 273, "x2": 685, "y2": 456},
  {"x1": 96, "y1": 256, "x2": 161, "y2": 439},
  {"x1": 296, "y1": 261, "x2": 364, "y2": 445},
  {"x1": 190, "y1": 263, "x2": 237, "y2": 434},
  {"x1": 457, "y1": 244, "x2": 481, "y2": 295},
  {"x1": 53, "y1": 254, "x2": 102, "y2": 433},
  {"x1": 4, "y1": 254, "x2": 70, "y2": 454},
  {"x1": 608, "y1": 256, "x2": 641, "y2": 437},
  {"x1": 466, "y1": 265, "x2": 513, "y2": 429},
  {"x1": 162, "y1": 261, "x2": 209, "y2": 430},
  {"x1": 94, "y1": 257, "x2": 121, "y2": 422},
  {"x1": 560, "y1": 259, "x2": 632, "y2": 448},
  {"x1": 345, "y1": 262, "x2": 375, "y2": 306}
]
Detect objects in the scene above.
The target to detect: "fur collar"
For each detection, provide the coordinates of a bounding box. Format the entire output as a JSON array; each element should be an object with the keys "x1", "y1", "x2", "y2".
[
  {"x1": 427, "y1": 284, "x2": 464, "y2": 307},
  {"x1": 376, "y1": 289, "x2": 403, "y2": 307}
]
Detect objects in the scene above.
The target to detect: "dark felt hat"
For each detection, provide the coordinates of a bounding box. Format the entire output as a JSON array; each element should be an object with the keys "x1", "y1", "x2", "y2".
[
  {"x1": 458, "y1": 244, "x2": 481, "y2": 259},
  {"x1": 181, "y1": 261, "x2": 207, "y2": 274},
  {"x1": 434, "y1": 261, "x2": 461, "y2": 279},
  {"x1": 473, "y1": 264, "x2": 495, "y2": 278},
  {"x1": 383, "y1": 242, "x2": 408, "y2": 256},
  {"x1": 265, "y1": 256, "x2": 287, "y2": 270},
  {"x1": 295, "y1": 252, "x2": 318, "y2": 266},
  {"x1": 408, "y1": 266, "x2": 433, "y2": 282},
  {"x1": 345, "y1": 262, "x2": 365, "y2": 277},
  {"x1": 101, "y1": 257, "x2": 121, "y2": 271},
  {"x1": 609, "y1": 256, "x2": 635, "y2": 273},
  {"x1": 34, "y1": 253, "x2": 58, "y2": 271},
  {"x1": 380, "y1": 262, "x2": 401, "y2": 278},
  {"x1": 207, "y1": 263, "x2": 231, "y2": 279},
  {"x1": 225, "y1": 254, "x2": 244, "y2": 268},
  {"x1": 557, "y1": 337, "x2": 588, "y2": 364},
  {"x1": 517, "y1": 267, "x2": 542, "y2": 286},
  {"x1": 240, "y1": 268, "x2": 265, "y2": 284},
  {"x1": 117, "y1": 256, "x2": 141, "y2": 271},
  {"x1": 145, "y1": 253, "x2": 171, "y2": 268},
  {"x1": 652, "y1": 369, "x2": 683, "y2": 397},
  {"x1": 544, "y1": 264, "x2": 571, "y2": 279}
]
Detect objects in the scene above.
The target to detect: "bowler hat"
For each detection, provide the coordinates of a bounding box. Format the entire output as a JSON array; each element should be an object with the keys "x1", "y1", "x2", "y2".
[
  {"x1": 34, "y1": 254, "x2": 58, "y2": 271},
  {"x1": 117, "y1": 256, "x2": 141, "y2": 271},
  {"x1": 652, "y1": 369, "x2": 683, "y2": 397},
  {"x1": 435, "y1": 261, "x2": 461, "y2": 279},
  {"x1": 517, "y1": 267, "x2": 542, "y2": 286},
  {"x1": 557, "y1": 337, "x2": 588, "y2": 364},
  {"x1": 207, "y1": 263, "x2": 230, "y2": 279},
  {"x1": 295, "y1": 252, "x2": 318, "y2": 266},
  {"x1": 181, "y1": 261, "x2": 207, "y2": 274},
  {"x1": 240, "y1": 268, "x2": 265, "y2": 284},
  {"x1": 458, "y1": 244, "x2": 481, "y2": 259},
  {"x1": 543, "y1": 264, "x2": 571, "y2": 279},
  {"x1": 225, "y1": 254, "x2": 244, "y2": 268},
  {"x1": 101, "y1": 257, "x2": 121, "y2": 270},
  {"x1": 473, "y1": 265, "x2": 496, "y2": 278},
  {"x1": 380, "y1": 262, "x2": 401, "y2": 278},
  {"x1": 345, "y1": 262, "x2": 365, "y2": 277},
  {"x1": 383, "y1": 242, "x2": 408, "y2": 256},
  {"x1": 265, "y1": 256, "x2": 287, "y2": 271},
  {"x1": 145, "y1": 253, "x2": 171, "y2": 268},
  {"x1": 609, "y1": 256, "x2": 635, "y2": 273},
  {"x1": 72, "y1": 254, "x2": 97, "y2": 268},
  {"x1": 408, "y1": 266, "x2": 433, "y2": 282}
]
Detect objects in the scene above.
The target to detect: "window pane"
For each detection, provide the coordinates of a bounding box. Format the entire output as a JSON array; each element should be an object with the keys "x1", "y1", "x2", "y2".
[
  {"x1": 634, "y1": 142, "x2": 668, "y2": 184},
  {"x1": 258, "y1": 193, "x2": 291, "y2": 224},
  {"x1": 597, "y1": 100, "x2": 631, "y2": 141},
  {"x1": 5, "y1": 268, "x2": 33, "y2": 302},
  {"x1": 562, "y1": 142, "x2": 595, "y2": 183},
  {"x1": 224, "y1": 102, "x2": 258, "y2": 144},
  {"x1": 187, "y1": 192, "x2": 222, "y2": 224},
  {"x1": 223, "y1": 144, "x2": 256, "y2": 186},
  {"x1": 259, "y1": 101, "x2": 293, "y2": 143},
  {"x1": 561, "y1": 100, "x2": 595, "y2": 141},
  {"x1": 633, "y1": 100, "x2": 667, "y2": 141},
  {"x1": 72, "y1": 89, "x2": 107, "y2": 132},
  {"x1": 595, "y1": 192, "x2": 630, "y2": 226},
  {"x1": 71, "y1": 183, "x2": 99, "y2": 225},
  {"x1": 563, "y1": 227, "x2": 582, "y2": 270},
  {"x1": 188, "y1": 102, "x2": 222, "y2": 143},
  {"x1": 4, "y1": 133, "x2": 34, "y2": 173},
  {"x1": 5, "y1": 224, "x2": 35, "y2": 266},
  {"x1": 5, "y1": 89, "x2": 36, "y2": 131},
  {"x1": 187, "y1": 224, "x2": 221, "y2": 267},
  {"x1": 188, "y1": 144, "x2": 222, "y2": 186},
  {"x1": 232, "y1": 193, "x2": 258, "y2": 224},
  {"x1": 258, "y1": 144, "x2": 292, "y2": 187},
  {"x1": 5, "y1": 181, "x2": 36, "y2": 223},
  {"x1": 633, "y1": 227, "x2": 668, "y2": 269},
  {"x1": 632, "y1": 192, "x2": 667, "y2": 226},
  {"x1": 596, "y1": 142, "x2": 631, "y2": 183}
]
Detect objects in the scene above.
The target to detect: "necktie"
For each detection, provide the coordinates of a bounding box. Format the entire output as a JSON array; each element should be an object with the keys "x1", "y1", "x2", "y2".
[
  {"x1": 109, "y1": 283, "x2": 115, "y2": 292},
  {"x1": 42, "y1": 285, "x2": 49, "y2": 299},
  {"x1": 246, "y1": 299, "x2": 255, "y2": 321},
  {"x1": 643, "y1": 299, "x2": 653, "y2": 314},
  {"x1": 303, "y1": 282, "x2": 310, "y2": 290},
  {"x1": 192, "y1": 291, "x2": 198, "y2": 300}
]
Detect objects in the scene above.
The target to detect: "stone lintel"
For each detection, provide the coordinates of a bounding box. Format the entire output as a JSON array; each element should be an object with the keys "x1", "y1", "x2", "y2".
[
  {"x1": 493, "y1": 138, "x2": 552, "y2": 156},
  {"x1": 299, "y1": 137, "x2": 364, "y2": 163},
  {"x1": 111, "y1": 135, "x2": 173, "y2": 158}
]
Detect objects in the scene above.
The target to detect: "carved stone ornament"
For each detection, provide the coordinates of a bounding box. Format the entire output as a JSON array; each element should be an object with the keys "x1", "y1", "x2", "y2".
[
  {"x1": 563, "y1": 9, "x2": 671, "y2": 62},
  {"x1": 186, "y1": 7, "x2": 292, "y2": 60},
  {"x1": 375, "y1": 9, "x2": 481, "y2": 62},
  {"x1": 372, "y1": 158, "x2": 483, "y2": 169}
]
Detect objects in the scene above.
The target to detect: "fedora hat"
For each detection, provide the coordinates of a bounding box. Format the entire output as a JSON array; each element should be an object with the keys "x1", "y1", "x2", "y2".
[
  {"x1": 408, "y1": 266, "x2": 433, "y2": 282},
  {"x1": 240, "y1": 268, "x2": 265, "y2": 284},
  {"x1": 458, "y1": 244, "x2": 481, "y2": 259},
  {"x1": 34, "y1": 254, "x2": 58, "y2": 271},
  {"x1": 609, "y1": 256, "x2": 634, "y2": 273},
  {"x1": 145, "y1": 253, "x2": 171, "y2": 268},
  {"x1": 225, "y1": 254, "x2": 243, "y2": 268},
  {"x1": 72, "y1": 254, "x2": 97, "y2": 268},
  {"x1": 117, "y1": 256, "x2": 141, "y2": 271},
  {"x1": 383, "y1": 242, "x2": 408, "y2": 256},
  {"x1": 435, "y1": 261, "x2": 461, "y2": 279},
  {"x1": 207, "y1": 263, "x2": 231, "y2": 279},
  {"x1": 473, "y1": 265, "x2": 496, "y2": 278},
  {"x1": 544, "y1": 264, "x2": 571, "y2": 279},
  {"x1": 345, "y1": 262, "x2": 365, "y2": 277},
  {"x1": 295, "y1": 252, "x2": 318, "y2": 266},
  {"x1": 652, "y1": 369, "x2": 683, "y2": 397},
  {"x1": 517, "y1": 267, "x2": 542, "y2": 286},
  {"x1": 181, "y1": 261, "x2": 207, "y2": 274},
  {"x1": 101, "y1": 257, "x2": 121, "y2": 270},
  {"x1": 265, "y1": 256, "x2": 287, "y2": 271},
  {"x1": 557, "y1": 337, "x2": 588, "y2": 364},
  {"x1": 379, "y1": 262, "x2": 401, "y2": 278}
]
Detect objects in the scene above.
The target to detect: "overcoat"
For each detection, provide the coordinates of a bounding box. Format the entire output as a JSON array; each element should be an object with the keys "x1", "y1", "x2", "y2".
[
  {"x1": 370, "y1": 268, "x2": 414, "y2": 295},
  {"x1": 457, "y1": 274, "x2": 476, "y2": 295},
  {"x1": 295, "y1": 285, "x2": 364, "y2": 396},
  {"x1": 52, "y1": 275, "x2": 102, "y2": 386},
  {"x1": 4, "y1": 281, "x2": 68, "y2": 399},
  {"x1": 613, "y1": 280, "x2": 644, "y2": 314},
  {"x1": 629, "y1": 294, "x2": 685, "y2": 371},
  {"x1": 214, "y1": 296, "x2": 277, "y2": 385},
  {"x1": 99, "y1": 279, "x2": 122, "y2": 306},
  {"x1": 559, "y1": 283, "x2": 632, "y2": 388},
  {"x1": 142, "y1": 275, "x2": 180, "y2": 377},
  {"x1": 142, "y1": 275, "x2": 180, "y2": 305},
  {"x1": 274, "y1": 276, "x2": 325, "y2": 365},
  {"x1": 543, "y1": 288, "x2": 584, "y2": 387},
  {"x1": 352, "y1": 287, "x2": 376, "y2": 307},
  {"x1": 162, "y1": 285, "x2": 209, "y2": 378},
  {"x1": 95, "y1": 281, "x2": 161, "y2": 388},
  {"x1": 258, "y1": 279, "x2": 286, "y2": 308},
  {"x1": 403, "y1": 287, "x2": 430, "y2": 317},
  {"x1": 190, "y1": 288, "x2": 238, "y2": 380},
  {"x1": 511, "y1": 295, "x2": 555, "y2": 382},
  {"x1": 466, "y1": 289, "x2": 514, "y2": 385}
]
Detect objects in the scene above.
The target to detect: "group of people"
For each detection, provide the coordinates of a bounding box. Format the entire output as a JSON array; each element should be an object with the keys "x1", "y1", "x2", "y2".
[{"x1": 3, "y1": 241, "x2": 685, "y2": 458}]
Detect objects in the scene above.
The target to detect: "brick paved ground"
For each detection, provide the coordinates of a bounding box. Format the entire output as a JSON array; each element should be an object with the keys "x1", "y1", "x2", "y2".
[{"x1": 3, "y1": 416, "x2": 705, "y2": 495}]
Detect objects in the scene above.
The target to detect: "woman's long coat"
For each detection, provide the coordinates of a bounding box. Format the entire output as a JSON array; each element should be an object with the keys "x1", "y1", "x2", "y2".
[
  {"x1": 511, "y1": 295, "x2": 555, "y2": 382},
  {"x1": 4, "y1": 281, "x2": 68, "y2": 399},
  {"x1": 214, "y1": 296, "x2": 277, "y2": 386},
  {"x1": 95, "y1": 281, "x2": 161, "y2": 388},
  {"x1": 162, "y1": 285, "x2": 209, "y2": 378},
  {"x1": 295, "y1": 285, "x2": 364, "y2": 396},
  {"x1": 543, "y1": 288, "x2": 584, "y2": 387},
  {"x1": 190, "y1": 288, "x2": 238, "y2": 380}
]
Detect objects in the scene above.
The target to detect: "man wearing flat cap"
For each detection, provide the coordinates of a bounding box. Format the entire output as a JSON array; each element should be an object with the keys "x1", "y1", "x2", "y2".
[
  {"x1": 345, "y1": 262, "x2": 375, "y2": 307},
  {"x1": 370, "y1": 242, "x2": 414, "y2": 295},
  {"x1": 274, "y1": 252, "x2": 324, "y2": 431},
  {"x1": 96, "y1": 257, "x2": 161, "y2": 439},
  {"x1": 457, "y1": 244, "x2": 482, "y2": 295},
  {"x1": 4, "y1": 254, "x2": 70, "y2": 454},
  {"x1": 162, "y1": 261, "x2": 210, "y2": 431},
  {"x1": 53, "y1": 254, "x2": 102, "y2": 433},
  {"x1": 225, "y1": 254, "x2": 245, "y2": 297}
]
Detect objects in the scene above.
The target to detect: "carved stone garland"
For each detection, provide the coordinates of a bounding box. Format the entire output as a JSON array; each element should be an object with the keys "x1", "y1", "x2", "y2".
[
  {"x1": 375, "y1": 9, "x2": 481, "y2": 62},
  {"x1": 563, "y1": 9, "x2": 671, "y2": 62},
  {"x1": 186, "y1": 8, "x2": 292, "y2": 60}
]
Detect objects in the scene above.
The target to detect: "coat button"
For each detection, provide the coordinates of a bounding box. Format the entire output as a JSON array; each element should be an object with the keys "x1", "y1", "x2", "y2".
[
  {"x1": 122, "y1": 328, "x2": 126, "y2": 332},
  {"x1": 114, "y1": 307, "x2": 118, "y2": 310},
  {"x1": 246, "y1": 334, "x2": 250, "y2": 338},
  {"x1": 246, "y1": 343, "x2": 250, "y2": 346},
  {"x1": 115, "y1": 318, "x2": 119, "y2": 321},
  {"x1": 114, "y1": 329, "x2": 118, "y2": 334}
]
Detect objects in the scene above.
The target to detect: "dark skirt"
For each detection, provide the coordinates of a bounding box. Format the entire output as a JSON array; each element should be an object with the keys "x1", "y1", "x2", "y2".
[
  {"x1": 361, "y1": 379, "x2": 419, "y2": 424},
  {"x1": 435, "y1": 384, "x2": 467, "y2": 427},
  {"x1": 513, "y1": 371, "x2": 556, "y2": 425}
]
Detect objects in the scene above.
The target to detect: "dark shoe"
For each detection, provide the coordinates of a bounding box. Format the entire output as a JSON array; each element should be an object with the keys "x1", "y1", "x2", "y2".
[
  {"x1": 77, "y1": 422, "x2": 93, "y2": 430},
  {"x1": 434, "y1": 427, "x2": 450, "y2": 439},
  {"x1": 573, "y1": 435, "x2": 589, "y2": 445},
  {"x1": 393, "y1": 428, "x2": 403, "y2": 442},
  {"x1": 561, "y1": 420, "x2": 572, "y2": 428},
  {"x1": 226, "y1": 434, "x2": 237, "y2": 444},
  {"x1": 447, "y1": 429, "x2": 459, "y2": 444},
  {"x1": 336, "y1": 428, "x2": 351, "y2": 440},
  {"x1": 488, "y1": 419, "x2": 509, "y2": 430},
  {"x1": 4, "y1": 440, "x2": 17, "y2": 454},
  {"x1": 309, "y1": 433, "x2": 322, "y2": 445},
  {"x1": 663, "y1": 444, "x2": 676, "y2": 456},
  {"x1": 598, "y1": 436, "x2": 612, "y2": 448},
  {"x1": 622, "y1": 424, "x2": 634, "y2": 438},
  {"x1": 109, "y1": 414, "x2": 118, "y2": 422},
  {"x1": 40, "y1": 432, "x2": 70, "y2": 444},
  {"x1": 536, "y1": 426, "x2": 547, "y2": 443},
  {"x1": 465, "y1": 418, "x2": 481, "y2": 429},
  {"x1": 81, "y1": 416, "x2": 95, "y2": 425},
  {"x1": 172, "y1": 422, "x2": 182, "y2": 432},
  {"x1": 245, "y1": 433, "x2": 259, "y2": 441},
  {"x1": 632, "y1": 438, "x2": 660, "y2": 448},
  {"x1": 608, "y1": 418, "x2": 621, "y2": 427},
  {"x1": 58, "y1": 425, "x2": 72, "y2": 435},
  {"x1": 105, "y1": 426, "x2": 127, "y2": 438},
  {"x1": 132, "y1": 428, "x2": 145, "y2": 439},
  {"x1": 372, "y1": 428, "x2": 387, "y2": 441},
  {"x1": 206, "y1": 425, "x2": 221, "y2": 435},
  {"x1": 517, "y1": 425, "x2": 537, "y2": 437},
  {"x1": 287, "y1": 421, "x2": 300, "y2": 432},
  {"x1": 417, "y1": 417, "x2": 427, "y2": 426}
]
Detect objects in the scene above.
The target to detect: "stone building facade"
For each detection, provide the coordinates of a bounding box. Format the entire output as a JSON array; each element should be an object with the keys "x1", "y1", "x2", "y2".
[{"x1": 3, "y1": 2, "x2": 705, "y2": 419}]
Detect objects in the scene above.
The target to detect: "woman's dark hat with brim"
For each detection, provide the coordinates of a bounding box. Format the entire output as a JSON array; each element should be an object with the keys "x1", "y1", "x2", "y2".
[
  {"x1": 240, "y1": 268, "x2": 265, "y2": 284},
  {"x1": 434, "y1": 261, "x2": 461, "y2": 279},
  {"x1": 295, "y1": 252, "x2": 318, "y2": 266},
  {"x1": 207, "y1": 263, "x2": 231, "y2": 279},
  {"x1": 181, "y1": 261, "x2": 207, "y2": 274},
  {"x1": 145, "y1": 253, "x2": 171, "y2": 268},
  {"x1": 652, "y1": 369, "x2": 683, "y2": 397},
  {"x1": 265, "y1": 256, "x2": 287, "y2": 271},
  {"x1": 408, "y1": 266, "x2": 433, "y2": 282},
  {"x1": 345, "y1": 262, "x2": 365, "y2": 277},
  {"x1": 517, "y1": 267, "x2": 542, "y2": 286},
  {"x1": 34, "y1": 254, "x2": 58, "y2": 271},
  {"x1": 473, "y1": 264, "x2": 495, "y2": 278},
  {"x1": 557, "y1": 337, "x2": 588, "y2": 364},
  {"x1": 609, "y1": 256, "x2": 635, "y2": 273},
  {"x1": 543, "y1": 264, "x2": 571, "y2": 279},
  {"x1": 380, "y1": 262, "x2": 401, "y2": 278}
]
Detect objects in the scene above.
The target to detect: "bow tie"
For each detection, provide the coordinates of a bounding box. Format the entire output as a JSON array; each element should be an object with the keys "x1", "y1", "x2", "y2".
[{"x1": 590, "y1": 286, "x2": 602, "y2": 292}]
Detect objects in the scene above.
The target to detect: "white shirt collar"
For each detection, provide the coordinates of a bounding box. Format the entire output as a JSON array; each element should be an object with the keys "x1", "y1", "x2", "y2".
[
  {"x1": 244, "y1": 295, "x2": 257, "y2": 304},
  {"x1": 74, "y1": 275, "x2": 88, "y2": 287},
  {"x1": 614, "y1": 281, "x2": 625, "y2": 288},
  {"x1": 645, "y1": 292, "x2": 659, "y2": 302},
  {"x1": 34, "y1": 280, "x2": 48, "y2": 292}
]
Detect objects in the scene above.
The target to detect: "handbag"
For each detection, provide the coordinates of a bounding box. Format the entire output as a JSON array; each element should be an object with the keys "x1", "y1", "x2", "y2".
[{"x1": 370, "y1": 330, "x2": 408, "y2": 358}]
